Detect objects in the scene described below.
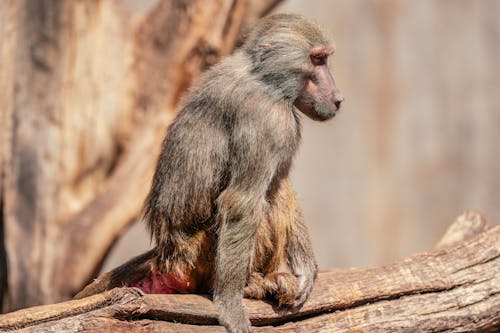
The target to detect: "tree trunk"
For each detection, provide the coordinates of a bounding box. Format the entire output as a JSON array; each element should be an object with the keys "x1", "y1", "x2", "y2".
[
  {"x1": 0, "y1": 0, "x2": 281, "y2": 312},
  {"x1": 0, "y1": 212, "x2": 498, "y2": 332}
]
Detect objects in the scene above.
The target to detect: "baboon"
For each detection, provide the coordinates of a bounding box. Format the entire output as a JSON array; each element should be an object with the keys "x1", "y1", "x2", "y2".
[{"x1": 77, "y1": 13, "x2": 343, "y2": 333}]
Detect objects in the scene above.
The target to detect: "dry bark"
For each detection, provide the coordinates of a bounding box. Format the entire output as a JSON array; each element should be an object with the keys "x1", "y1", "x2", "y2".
[
  {"x1": 0, "y1": 0, "x2": 281, "y2": 311},
  {"x1": 0, "y1": 212, "x2": 498, "y2": 332}
]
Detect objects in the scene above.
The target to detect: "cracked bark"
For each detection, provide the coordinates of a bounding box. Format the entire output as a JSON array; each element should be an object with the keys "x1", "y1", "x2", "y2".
[{"x1": 0, "y1": 212, "x2": 498, "y2": 332}]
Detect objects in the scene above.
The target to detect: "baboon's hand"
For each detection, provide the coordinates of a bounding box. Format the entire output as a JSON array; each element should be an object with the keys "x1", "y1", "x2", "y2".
[
  {"x1": 244, "y1": 272, "x2": 299, "y2": 307},
  {"x1": 215, "y1": 296, "x2": 252, "y2": 333}
]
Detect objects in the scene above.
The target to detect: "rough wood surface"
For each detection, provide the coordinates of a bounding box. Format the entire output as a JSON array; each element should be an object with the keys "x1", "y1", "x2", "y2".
[{"x1": 1, "y1": 212, "x2": 498, "y2": 332}]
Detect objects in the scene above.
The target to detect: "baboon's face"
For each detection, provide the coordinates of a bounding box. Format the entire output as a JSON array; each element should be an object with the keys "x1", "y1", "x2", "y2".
[{"x1": 294, "y1": 45, "x2": 344, "y2": 121}]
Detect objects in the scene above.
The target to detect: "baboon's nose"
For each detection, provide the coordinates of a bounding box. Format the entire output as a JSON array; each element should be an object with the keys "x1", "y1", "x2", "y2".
[{"x1": 334, "y1": 93, "x2": 344, "y2": 109}]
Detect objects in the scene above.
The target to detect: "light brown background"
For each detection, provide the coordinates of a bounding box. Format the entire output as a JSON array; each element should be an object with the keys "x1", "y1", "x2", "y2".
[{"x1": 105, "y1": 0, "x2": 500, "y2": 271}]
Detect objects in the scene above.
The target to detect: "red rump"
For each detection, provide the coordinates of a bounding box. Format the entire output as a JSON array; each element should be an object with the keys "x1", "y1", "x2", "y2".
[{"x1": 131, "y1": 268, "x2": 193, "y2": 294}]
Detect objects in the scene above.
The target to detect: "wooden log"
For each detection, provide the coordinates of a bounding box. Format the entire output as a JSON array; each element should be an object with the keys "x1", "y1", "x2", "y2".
[{"x1": 1, "y1": 212, "x2": 498, "y2": 332}]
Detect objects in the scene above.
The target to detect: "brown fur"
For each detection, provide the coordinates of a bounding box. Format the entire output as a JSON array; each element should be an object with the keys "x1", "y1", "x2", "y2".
[{"x1": 76, "y1": 14, "x2": 343, "y2": 333}]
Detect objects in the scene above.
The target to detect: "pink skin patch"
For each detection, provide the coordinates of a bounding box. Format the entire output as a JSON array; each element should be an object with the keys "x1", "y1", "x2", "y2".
[{"x1": 131, "y1": 268, "x2": 194, "y2": 294}]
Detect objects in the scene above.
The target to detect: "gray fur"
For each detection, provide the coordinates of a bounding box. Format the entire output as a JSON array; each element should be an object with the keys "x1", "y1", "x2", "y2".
[{"x1": 143, "y1": 13, "x2": 341, "y2": 333}]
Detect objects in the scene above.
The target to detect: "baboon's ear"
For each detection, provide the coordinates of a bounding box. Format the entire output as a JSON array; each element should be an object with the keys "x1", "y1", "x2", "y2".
[{"x1": 259, "y1": 43, "x2": 272, "y2": 49}]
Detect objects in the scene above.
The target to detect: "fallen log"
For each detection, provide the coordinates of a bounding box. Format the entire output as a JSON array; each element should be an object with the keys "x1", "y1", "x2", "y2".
[{"x1": 0, "y1": 211, "x2": 498, "y2": 332}]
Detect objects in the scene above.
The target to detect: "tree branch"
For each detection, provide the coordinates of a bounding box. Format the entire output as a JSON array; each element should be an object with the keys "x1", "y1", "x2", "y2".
[{"x1": 2, "y1": 212, "x2": 498, "y2": 332}]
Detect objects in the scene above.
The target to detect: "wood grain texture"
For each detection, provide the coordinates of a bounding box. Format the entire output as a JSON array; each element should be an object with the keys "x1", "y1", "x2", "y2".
[
  {"x1": 0, "y1": 0, "x2": 281, "y2": 311},
  {"x1": 1, "y1": 213, "x2": 498, "y2": 332}
]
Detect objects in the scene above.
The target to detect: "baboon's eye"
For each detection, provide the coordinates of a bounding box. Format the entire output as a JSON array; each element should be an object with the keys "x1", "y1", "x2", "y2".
[
  {"x1": 310, "y1": 54, "x2": 327, "y2": 66},
  {"x1": 309, "y1": 46, "x2": 332, "y2": 66}
]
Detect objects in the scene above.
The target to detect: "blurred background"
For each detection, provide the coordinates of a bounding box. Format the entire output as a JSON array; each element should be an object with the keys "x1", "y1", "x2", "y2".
[
  {"x1": 1, "y1": 0, "x2": 498, "y2": 312},
  {"x1": 107, "y1": 0, "x2": 500, "y2": 270}
]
